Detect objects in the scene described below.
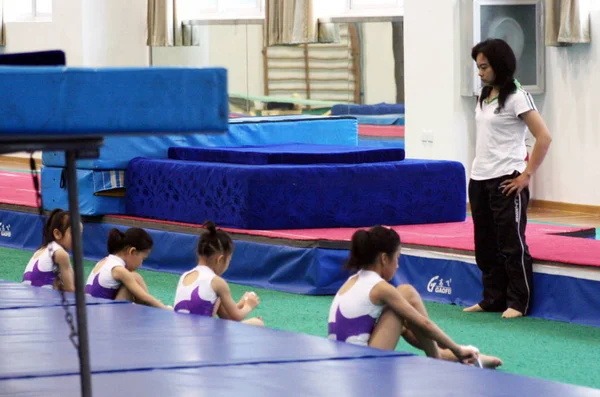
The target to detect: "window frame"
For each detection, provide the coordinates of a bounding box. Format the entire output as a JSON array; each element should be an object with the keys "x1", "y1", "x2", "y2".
[
  {"x1": 4, "y1": 0, "x2": 52, "y2": 22},
  {"x1": 181, "y1": 0, "x2": 404, "y2": 23}
]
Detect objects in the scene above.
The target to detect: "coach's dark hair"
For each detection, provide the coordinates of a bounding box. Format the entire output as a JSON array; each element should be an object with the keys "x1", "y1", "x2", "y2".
[
  {"x1": 107, "y1": 227, "x2": 153, "y2": 255},
  {"x1": 472, "y1": 38, "x2": 517, "y2": 111},
  {"x1": 197, "y1": 220, "x2": 234, "y2": 257},
  {"x1": 41, "y1": 209, "x2": 71, "y2": 247},
  {"x1": 346, "y1": 226, "x2": 401, "y2": 271}
]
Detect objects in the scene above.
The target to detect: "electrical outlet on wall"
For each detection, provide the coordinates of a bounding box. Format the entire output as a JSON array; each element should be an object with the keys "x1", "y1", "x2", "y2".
[{"x1": 422, "y1": 129, "x2": 434, "y2": 144}]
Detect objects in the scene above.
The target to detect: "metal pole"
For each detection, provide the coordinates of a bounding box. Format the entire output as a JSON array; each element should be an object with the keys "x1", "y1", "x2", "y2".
[{"x1": 65, "y1": 150, "x2": 93, "y2": 397}]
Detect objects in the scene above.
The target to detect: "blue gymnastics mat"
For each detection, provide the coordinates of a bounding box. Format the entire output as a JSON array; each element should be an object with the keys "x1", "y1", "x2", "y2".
[
  {"x1": 0, "y1": 66, "x2": 228, "y2": 138},
  {"x1": 42, "y1": 115, "x2": 358, "y2": 170},
  {"x1": 168, "y1": 143, "x2": 405, "y2": 165},
  {"x1": 126, "y1": 158, "x2": 466, "y2": 230},
  {"x1": 41, "y1": 166, "x2": 126, "y2": 216},
  {"x1": 0, "y1": 281, "x2": 127, "y2": 310},
  {"x1": 331, "y1": 103, "x2": 405, "y2": 115},
  {"x1": 1, "y1": 356, "x2": 598, "y2": 396},
  {"x1": 0, "y1": 303, "x2": 409, "y2": 380}
]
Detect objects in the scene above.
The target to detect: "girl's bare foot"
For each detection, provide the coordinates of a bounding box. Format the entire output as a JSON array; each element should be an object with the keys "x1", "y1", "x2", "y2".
[
  {"x1": 479, "y1": 354, "x2": 503, "y2": 369},
  {"x1": 502, "y1": 308, "x2": 523, "y2": 318}
]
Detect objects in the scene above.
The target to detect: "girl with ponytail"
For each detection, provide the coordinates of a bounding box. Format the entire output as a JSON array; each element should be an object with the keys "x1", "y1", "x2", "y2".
[
  {"x1": 85, "y1": 227, "x2": 171, "y2": 310},
  {"x1": 328, "y1": 226, "x2": 502, "y2": 368},
  {"x1": 22, "y1": 208, "x2": 76, "y2": 292},
  {"x1": 173, "y1": 220, "x2": 263, "y2": 326}
]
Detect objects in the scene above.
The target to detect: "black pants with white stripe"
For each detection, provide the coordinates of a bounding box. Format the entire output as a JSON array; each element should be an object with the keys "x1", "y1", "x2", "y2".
[{"x1": 469, "y1": 171, "x2": 533, "y2": 315}]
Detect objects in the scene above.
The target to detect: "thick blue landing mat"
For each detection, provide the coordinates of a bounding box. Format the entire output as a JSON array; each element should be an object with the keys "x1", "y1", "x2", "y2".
[
  {"x1": 0, "y1": 281, "x2": 127, "y2": 310},
  {"x1": 42, "y1": 115, "x2": 358, "y2": 170},
  {"x1": 0, "y1": 304, "x2": 409, "y2": 380},
  {"x1": 41, "y1": 166, "x2": 126, "y2": 216},
  {"x1": 0, "y1": 67, "x2": 228, "y2": 137},
  {"x1": 168, "y1": 143, "x2": 405, "y2": 165},
  {"x1": 2, "y1": 356, "x2": 598, "y2": 397},
  {"x1": 126, "y1": 158, "x2": 467, "y2": 229}
]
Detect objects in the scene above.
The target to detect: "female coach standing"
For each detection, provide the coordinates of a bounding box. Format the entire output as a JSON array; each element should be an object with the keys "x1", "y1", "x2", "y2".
[{"x1": 463, "y1": 39, "x2": 552, "y2": 319}]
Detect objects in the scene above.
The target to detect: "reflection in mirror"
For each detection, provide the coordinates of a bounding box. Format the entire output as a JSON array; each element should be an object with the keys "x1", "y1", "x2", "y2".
[{"x1": 149, "y1": 20, "x2": 404, "y2": 118}]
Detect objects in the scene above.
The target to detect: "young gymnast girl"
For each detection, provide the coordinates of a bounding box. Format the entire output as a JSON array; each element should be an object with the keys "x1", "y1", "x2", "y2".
[
  {"x1": 85, "y1": 227, "x2": 171, "y2": 310},
  {"x1": 22, "y1": 209, "x2": 75, "y2": 292},
  {"x1": 174, "y1": 221, "x2": 264, "y2": 326},
  {"x1": 328, "y1": 226, "x2": 503, "y2": 368}
]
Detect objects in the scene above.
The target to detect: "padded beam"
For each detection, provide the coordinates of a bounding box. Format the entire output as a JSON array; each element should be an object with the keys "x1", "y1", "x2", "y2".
[
  {"x1": 0, "y1": 66, "x2": 228, "y2": 138},
  {"x1": 0, "y1": 281, "x2": 127, "y2": 310},
  {"x1": 0, "y1": 304, "x2": 409, "y2": 380},
  {"x1": 1, "y1": 356, "x2": 598, "y2": 397},
  {"x1": 168, "y1": 143, "x2": 405, "y2": 165}
]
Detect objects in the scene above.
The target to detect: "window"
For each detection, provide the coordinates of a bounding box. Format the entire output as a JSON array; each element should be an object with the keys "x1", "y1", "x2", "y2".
[
  {"x1": 179, "y1": 0, "x2": 263, "y2": 20},
  {"x1": 347, "y1": 0, "x2": 403, "y2": 15},
  {"x1": 4, "y1": 0, "x2": 52, "y2": 21}
]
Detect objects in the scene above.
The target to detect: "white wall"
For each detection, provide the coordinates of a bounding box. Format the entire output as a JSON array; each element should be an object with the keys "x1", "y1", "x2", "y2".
[
  {"x1": 404, "y1": 0, "x2": 473, "y2": 169},
  {"x1": 81, "y1": 0, "x2": 149, "y2": 67},
  {"x1": 0, "y1": 0, "x2": 84, "y2": 65},
  {"x1": 533, "y1": 3, "x2": 600, "y2": 205},
  {"x1": 362, "y1": 22, "x2": 396, "y2": 104},
  {"x1": 1, "y1": 0, "x2": 148, "y2": 67}
]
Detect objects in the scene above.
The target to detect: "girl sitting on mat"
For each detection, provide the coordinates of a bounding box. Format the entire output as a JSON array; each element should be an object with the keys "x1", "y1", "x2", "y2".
[
  {"x1": 328, "y1": 226, "x2": 502, "y2": 368},
  {"x1": 173, "y1": 221, "x2": 264, "y2": 326},
  {"x1": 22, "y1": 208, "x2": 76, "y2": 292},
  {"x1": 85, "y1": 227, "x2": 171, "y2": 310}
]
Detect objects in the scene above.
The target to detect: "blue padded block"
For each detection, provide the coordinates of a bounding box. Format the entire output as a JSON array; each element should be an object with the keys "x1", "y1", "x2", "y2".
[
  {"x1": 0, "y1": 281, "x2": 127, "y2": 310},
  {"x1": 331, "y1": 103, "x2": 405, "y2": 115},
  {"x1": 2, "y1": 356, "x2": 599, "y2": 397},
  {"x1": 355, "y1": 114, "x2": 405, "y2": 126},
  {"x1": 0, "y1": 304, "x2": 408, "y2": 380},
  {"x1": 126, "y1": 158, "x2": 466, "y2": 230},
  {"x1": 168, "y1": 143, "x2": 405, "y2": 165},
  {"x1": 357, "y1": 137, "x2": 405, "y2": 149},
  {"x1": 42, "y1": 116, "x2": 358, "y2": 170},
  {"x1": 41, "y1": 166, "x2": 126, "y2": 216},
  {"x1": 0, "y1": 66, "x2": 228, "y2": 136}
]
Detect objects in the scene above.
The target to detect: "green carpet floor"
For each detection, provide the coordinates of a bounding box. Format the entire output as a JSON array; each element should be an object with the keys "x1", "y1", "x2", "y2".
[{"x1": 1, "y1": 245, "x2": 599, "y2": 390}]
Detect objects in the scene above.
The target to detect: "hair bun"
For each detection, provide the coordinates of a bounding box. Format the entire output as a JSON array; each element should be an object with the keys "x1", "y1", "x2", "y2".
[{"x1": 203, "y1": 220, "x2": 217, "y2": 234}]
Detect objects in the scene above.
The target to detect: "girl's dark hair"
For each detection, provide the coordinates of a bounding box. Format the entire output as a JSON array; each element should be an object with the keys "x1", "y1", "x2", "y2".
[
  {"x1": 197, "y1": 220, "x2": 234, "y2": 257},
  {"x1": 471, "y1": 38, "x2": 517, "y2": 111},
  {"x1": 107, "y1": 227, "x2": 153, "y2": 255},
  {"x1": 42, "y1": 209, "x2": 71, "y2": 247},
  {"x1": 346, "y1": 226, "x2": 401, "y2": 271}
]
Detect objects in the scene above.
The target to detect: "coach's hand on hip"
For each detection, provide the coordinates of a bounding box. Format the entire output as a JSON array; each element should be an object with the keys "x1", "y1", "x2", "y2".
[{"x1": 500, "y1": 173, "x2": 530, "y2": 196}]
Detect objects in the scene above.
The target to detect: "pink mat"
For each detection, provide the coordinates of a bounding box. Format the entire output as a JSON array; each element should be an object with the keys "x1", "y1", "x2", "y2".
[
  {"x1": 358, "y1": 125, "x2": 405, "y2": 138},
  {"x1": 0, "y1": 172, "x2": 39, "y2": 207},
  {"x1": 2, "y1": 171, "x2": 598, "y2": 268},
  {"x1": 113, "y1": 215, "x2": 600, "y2": 268}
]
